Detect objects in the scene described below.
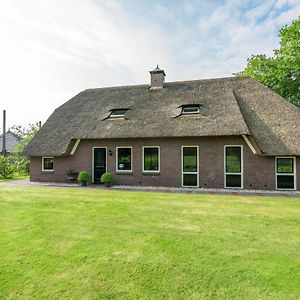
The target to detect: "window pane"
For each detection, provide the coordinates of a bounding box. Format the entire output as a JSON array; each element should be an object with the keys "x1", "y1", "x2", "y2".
[
  {"x1": 183, "y1": 174, "x2": 198, "y2": 186},
  {"x1": 226, "y1": 175, "x2": 241, "y2": 188},
  {"x1": 43, "y1": 158, "x2": 53, "y2": 170},
  {"x1": 182, "y1": 106, "x2": 199, "y2": 114},
  {"x1": 226, "y1": 147, "x2": 241, "y2": 173},
  {"x1": 277, "y1": 175, "x2": 294, "y2": 189},
  {"x1": 144, "y1": 148, "x2": 159, "y2": 171},
  {"x1": 117, "y1": 148, "x2": 131, "y2": 170},
  {"x1": 183, "y1": 147, "x2": 197, "y2": 172},
  {"x1": 110, "y1": 109, "x2": 127, "y2": 117},
  {"x1": 277, "y1": 158, "x2": 293, "y2": 173}
]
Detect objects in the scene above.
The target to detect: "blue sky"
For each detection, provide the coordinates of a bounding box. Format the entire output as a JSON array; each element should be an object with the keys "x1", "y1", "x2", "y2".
[{"x1": 0, "y1": 0, "x2": 299, "y2": 128}]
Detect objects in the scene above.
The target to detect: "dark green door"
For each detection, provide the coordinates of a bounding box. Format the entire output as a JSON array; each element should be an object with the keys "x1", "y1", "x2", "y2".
[{"x1": 93, "y1": 148, "x2": 106, "y2": 183}]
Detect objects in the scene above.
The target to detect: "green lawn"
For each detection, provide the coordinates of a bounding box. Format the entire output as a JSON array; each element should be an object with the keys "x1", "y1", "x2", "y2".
[
  {"x1": 0, "y1": 174, "x2": 28, "y2": 182},
  {"x1": 0, "y1": 187, "x2": 299, "y2": 299}
]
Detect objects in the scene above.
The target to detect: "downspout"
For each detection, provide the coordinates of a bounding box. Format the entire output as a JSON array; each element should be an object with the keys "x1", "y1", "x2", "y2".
[{"x1": 2, "y1": 110, "x2": 6, "y2": 156}]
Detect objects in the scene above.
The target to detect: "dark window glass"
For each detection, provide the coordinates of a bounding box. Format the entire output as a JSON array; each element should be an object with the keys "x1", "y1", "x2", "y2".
[
  {"x1": 110, "y1": 109, "x2": 128, "y2": 118},
  {"x1": 277, "y1": 158, "x2": 293, "y2": 173},
  {"x1": 277, "y1": 175, "x2": 294, "y2": 189},
  {"x1": 183, "y1": 147, "x2": 197, "y2": 172},
  {"x1": 226, "y1": 147, "x2": 241, "y2": 173},
  {"x1": 226, "y1": 175, "x2": 242, "y2": 188},
  {"x1": 117, "y1": 148, "x2": 131, "y2": 171},
  {"x1": 183, "y1": 174, "x2": 198, "y2": 187},
  {"x1": 144, "y1": 147, "x2": 159, "y2": 171},
  {"x1": 43, "y1": 158, "x2": 53, "y2": 170},
  {"x1": 182, "y1": 106, "x2": 200, "y2": 114}
]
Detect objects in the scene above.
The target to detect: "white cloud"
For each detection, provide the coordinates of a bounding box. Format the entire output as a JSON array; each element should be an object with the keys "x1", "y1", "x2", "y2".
[{"x1": 0, "y1": 0, "x2": 299, "y2": 129}]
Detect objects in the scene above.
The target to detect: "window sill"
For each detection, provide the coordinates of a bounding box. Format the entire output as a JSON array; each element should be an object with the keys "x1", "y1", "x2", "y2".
[
  {"x1": 116, "y1": 171, "x2": 133, "y2": 175},
  {"x1": 42, "y1": 170, "x2": 54, "y2": 173},
  {"x1": 142, "y1": 172, "x2": 160, "y2": 176}
]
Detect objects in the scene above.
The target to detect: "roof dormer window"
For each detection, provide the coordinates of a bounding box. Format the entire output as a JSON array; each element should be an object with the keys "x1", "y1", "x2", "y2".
[
  {"x1": 181, "y1": 104, "x2": 201, "y2": 115},
  {"x1": 109, "y1": 109, "x2": 128, "y2": 118}
]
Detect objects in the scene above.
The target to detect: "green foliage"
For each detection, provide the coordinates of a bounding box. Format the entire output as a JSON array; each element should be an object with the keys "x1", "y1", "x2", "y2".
[
  {"x1": 11, "y1": 122, "x2": 40, "y2": 153},
  {"x1": 78, "y1": 171, "x2": 91, "y2": 183},
  {"x1": 100, "y1": 172, "x2": 113, "y2": 183},
  {"x1": 8, "y1": 122, "x2": 40, "y2": 176},
  {"x1": 238, "y1": 17, "x2": 300, "y2": 107},
  {"x1": 11, "y1": 155, "x2": 30, "y2": 175},
  {"x1": 0, "y1": 156, "x2": 16, "y2": 179}
]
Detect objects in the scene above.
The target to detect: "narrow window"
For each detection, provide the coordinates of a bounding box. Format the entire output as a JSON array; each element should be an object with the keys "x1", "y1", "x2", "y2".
[
  {"x1": 42, "y1": 157, "x2": 54, "y2": 172},
  {"x1": 225, "y1": 146, "x2": 243, "y2": 188},
  {"x1": 143, "y1": 147, "x2": 160, "y2": 172},
  {"x1": 182, "y1": 146, "x2": 199, "y2": 187},
  {"x1": 276, "y1": 157, "x2": 296, "y2": 190},
  {"x1": 116, "y1": 147, "x2": 132, "y2": 172},
  {"x1": 109, "y1": 109, "x2": 128, "y2": 118},
  {"x1": 181, "y1": 105, "x2": 200, "y2": 115}
]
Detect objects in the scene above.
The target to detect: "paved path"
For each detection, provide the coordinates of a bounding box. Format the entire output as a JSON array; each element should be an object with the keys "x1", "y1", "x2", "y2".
[{"x1": 1, "y1": 178, "x2": 300, "y2": 197}]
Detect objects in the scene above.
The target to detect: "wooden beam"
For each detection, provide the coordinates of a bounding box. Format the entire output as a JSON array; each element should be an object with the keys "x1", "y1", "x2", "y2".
[
  {"x1": 242, "y1": 134, "x2": 257, "y2": 154},
  {"x1": 70, "y1": 139, "x2": 81, "y2": 155}
]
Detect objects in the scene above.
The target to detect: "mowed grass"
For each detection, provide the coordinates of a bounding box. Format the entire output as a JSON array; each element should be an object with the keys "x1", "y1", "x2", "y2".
[
  {"x1": 0, "y1": 187, "x2": 299, "y2": 299},
  {"x1": 0, "y1": 175, "x2": 28, "y2": 182}
]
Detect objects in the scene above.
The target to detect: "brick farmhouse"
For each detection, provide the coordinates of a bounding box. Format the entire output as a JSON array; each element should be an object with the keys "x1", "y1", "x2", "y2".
[{"x1": 25, "y1": 67, "x2": 300, "y2": 190}]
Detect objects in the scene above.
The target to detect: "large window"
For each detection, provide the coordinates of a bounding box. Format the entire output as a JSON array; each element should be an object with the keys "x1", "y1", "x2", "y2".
[
  {"x1": 276, "y1": 157, "x2": 296, "y2": 190},
  {"x1": 182, "y1": 146, "x2": 198, "y2": 187},
  {"x1": 42, "y1": 157, "x2": 54, "y2": 172},
  {"x1": 116, "y1": 147, "x2": 132, "y2": 172},
  {"x1": 143, "y1": 147, "x2": 160, "y2": 172},
  {"x1": 225, "y1": 146, "x2": 243, "y2": 188}
]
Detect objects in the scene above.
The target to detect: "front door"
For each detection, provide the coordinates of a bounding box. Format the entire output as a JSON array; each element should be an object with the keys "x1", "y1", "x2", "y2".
[{"x1": 93, "y1": 148, "x2": 107, "y2": 183}]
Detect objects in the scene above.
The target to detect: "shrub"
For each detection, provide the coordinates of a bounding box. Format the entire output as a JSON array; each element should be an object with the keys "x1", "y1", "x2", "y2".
[
  {"x1": 78, "y1": 171, "x2": 91, "y2": 184},
  {"x1": 0, "y1": 156, "x2": 16, "y2": 179},
  {"x1": 11, "y1": 154, "x2": 29, "y2": 175},
  {"x1": 100, "y1": 172, "x2": 113, "y2": 183}
]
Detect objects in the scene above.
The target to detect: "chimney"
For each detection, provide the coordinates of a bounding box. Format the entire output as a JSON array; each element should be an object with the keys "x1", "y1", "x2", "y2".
[
  {"x1": 149, "y1": 65, "x2": 166, "y2": 89},
  {"x1": 2, "y1": 110, "x2": 6, "y2": 157}
]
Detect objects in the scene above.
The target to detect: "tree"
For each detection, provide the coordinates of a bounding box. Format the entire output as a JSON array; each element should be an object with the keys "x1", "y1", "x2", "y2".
[
  {"x1": 11, "y1": 122, "x2": 40, "y2": 153},
  {"x1": 237, "y1": 17, "x2": 300, "y2": 107},
  {"x1": 9, "y1": 122, "x2": 40, "y2": 175}
]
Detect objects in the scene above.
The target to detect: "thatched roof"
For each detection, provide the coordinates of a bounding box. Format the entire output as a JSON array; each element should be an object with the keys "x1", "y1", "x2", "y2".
[
  {"x1": 0, "y1": 131, "x2": 20, "y2": 153},
  {"x1": 25, "y1": 76, "x2": 300, "y2": 156}
]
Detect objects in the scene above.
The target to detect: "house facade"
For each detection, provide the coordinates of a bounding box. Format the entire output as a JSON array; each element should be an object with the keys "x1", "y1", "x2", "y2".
[{"x1": 25, "y1": 67, "x2": 300, "y2": 190}]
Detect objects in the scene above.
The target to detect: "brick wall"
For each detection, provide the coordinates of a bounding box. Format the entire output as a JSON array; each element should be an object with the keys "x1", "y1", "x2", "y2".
[{"x1": 29, "y1": 136, "x2": 299, "y2": 190}]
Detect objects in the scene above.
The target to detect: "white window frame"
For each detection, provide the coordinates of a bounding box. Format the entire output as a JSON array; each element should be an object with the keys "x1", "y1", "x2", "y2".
[
  {"x1": 42, "y1": 157, "x2": 54, "y2": 172},
  {"x1": 181, "y1": 146, "x2": 199, "y2": 188},
  {"x1": 224, "y1": 145, "x2": 243, "y2": 189},
  {"x1": 142, "y1": 146, "x2": 160, "y2": 173},
  {"x1": 181, "y1": 106, "x2": 200, "y2": 115},
  {"x1": 275, "y1": 157, "x2": 296, "y2": 190},
  {"x1": 116, "y1": 146, "x2": 133, "y2": 172},
  {"x1": 109, "y1": 109, "x2": 128, "y2": 118},
  {"x1": 92, "y1": 147, "x2": 107, "y2": 183}
]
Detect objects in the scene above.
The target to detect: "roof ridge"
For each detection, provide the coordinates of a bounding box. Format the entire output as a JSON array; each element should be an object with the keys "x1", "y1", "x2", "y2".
[
  {"x1": 84, "y1": 76, "x2": 248, "y2": 92},
  {"x1": 232, "y1": 89, "x2": 253, "y2": 136}
]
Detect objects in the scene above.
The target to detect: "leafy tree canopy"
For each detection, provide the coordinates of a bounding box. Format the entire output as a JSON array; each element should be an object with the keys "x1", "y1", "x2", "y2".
[
  {"x1": 237, "y1": 17, "x2": 300, "y2": 107},
  {"x1": 11, "y1": 122, "x2": 40, "y2": 153}
]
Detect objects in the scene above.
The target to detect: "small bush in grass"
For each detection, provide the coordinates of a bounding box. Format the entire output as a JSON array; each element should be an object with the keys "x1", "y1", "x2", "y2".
[
  {"x1": 78, "y1": 171, "x2": 91, "y2": 186},
  {"x1": 100, "y1": 172, "x2": 113, "y2": 187}
]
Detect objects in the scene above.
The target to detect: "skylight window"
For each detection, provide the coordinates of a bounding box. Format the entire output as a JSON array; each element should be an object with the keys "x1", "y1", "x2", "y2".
[
  {"x1": 109, "y1": 109, "x2": 128, "y2": 118},
  {"x1": 181, "y1": 105, "x2": 200, "y2": 115}
]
